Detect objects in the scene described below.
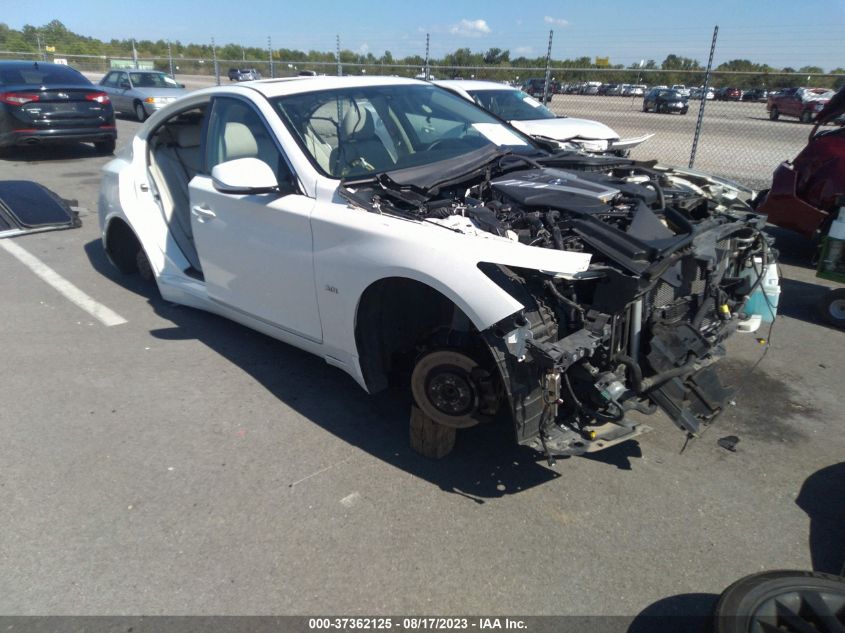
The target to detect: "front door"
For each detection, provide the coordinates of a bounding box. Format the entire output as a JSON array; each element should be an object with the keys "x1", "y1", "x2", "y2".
[{"x1": 188, "y1": 96, "x2": 322, "y2": 342}]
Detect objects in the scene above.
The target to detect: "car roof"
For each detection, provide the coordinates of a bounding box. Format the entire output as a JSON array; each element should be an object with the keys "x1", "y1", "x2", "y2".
[
  {"x1": 241, "y1": 74, "x2": 425, "y2": 98},
  {"x1": 0, "y1": 60, "x2": 79, "y2": 70},
  {"x1": 434, "y1": 79, "x2": 515, "y2": 92}
]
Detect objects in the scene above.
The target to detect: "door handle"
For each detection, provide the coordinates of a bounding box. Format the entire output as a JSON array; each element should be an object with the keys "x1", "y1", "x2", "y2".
[{"x1": 191, "y1": 205, "x2": 217, "y2": 222}]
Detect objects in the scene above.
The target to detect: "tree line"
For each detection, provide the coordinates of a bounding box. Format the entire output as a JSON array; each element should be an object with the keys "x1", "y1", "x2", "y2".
[{"x1": 2, "y1": 20, "x2": 843, "y2": 89}]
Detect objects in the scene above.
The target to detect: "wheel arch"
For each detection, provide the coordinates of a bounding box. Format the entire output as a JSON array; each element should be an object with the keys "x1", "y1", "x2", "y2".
[
  {"x1": 353, "y1": 275, "x2": 497, "y2": 394},
  {"x1": 103, "y1": 215, "x2": 142, "y2": 273}
]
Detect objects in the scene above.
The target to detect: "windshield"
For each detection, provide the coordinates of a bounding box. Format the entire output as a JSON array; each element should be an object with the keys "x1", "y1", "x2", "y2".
[
  {"x1": 467, "y1": 89, "x2": 556, "y2": 122},
  {"x1": 129, "y1": 72, "x2": 180, "y2": 88},
  {"x1": 272, "y1": 83, "x2": 537, "y2": 179}
]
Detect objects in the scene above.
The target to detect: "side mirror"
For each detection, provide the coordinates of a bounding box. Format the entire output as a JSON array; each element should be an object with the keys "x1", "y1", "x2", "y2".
[
  {"x1": 211, "y1": 158, "x2": 279, "y2": 195},
  {"x1": 179, "y1": 83, "x2": 186, "y2": 88}
]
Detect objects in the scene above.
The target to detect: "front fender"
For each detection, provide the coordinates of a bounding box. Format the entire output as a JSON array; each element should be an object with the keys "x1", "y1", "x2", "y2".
[{"x1": 309, "y1": 203, "x2": 589, "y2": 364}]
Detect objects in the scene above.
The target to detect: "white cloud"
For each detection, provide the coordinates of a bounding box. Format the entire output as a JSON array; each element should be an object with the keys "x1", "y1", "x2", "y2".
[
  {"x1": 357, "y1": 43, "x2": 370, "y2": 55},
  {"x1": 449, "y1": 19, "x2": 491, "y2": 37},
  {"x1": 543, "y1": 16, "x2": 569, "y2": 27},
  {"x1": 514, "y1": 46, "x2": 534, "y2": 56}
]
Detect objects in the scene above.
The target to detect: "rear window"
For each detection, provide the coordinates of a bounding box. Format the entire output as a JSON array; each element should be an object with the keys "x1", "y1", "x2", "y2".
[{"x1": 0, "y1": 64, "x2": 91, "y2": 87}]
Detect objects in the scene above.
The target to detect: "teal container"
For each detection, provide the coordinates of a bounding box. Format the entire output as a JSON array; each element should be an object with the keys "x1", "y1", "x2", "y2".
[{"x1": 740, "y1": 258, "x2": 780, "y2": 323}]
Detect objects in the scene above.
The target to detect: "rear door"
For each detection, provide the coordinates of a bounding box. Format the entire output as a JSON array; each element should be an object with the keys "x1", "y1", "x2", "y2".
[
  {"x1": 114, "y1": 72, "x2": 131, "y2": 111},
  {"x1": 188, "y1": 95, "x2": 322, "y2": 341}
]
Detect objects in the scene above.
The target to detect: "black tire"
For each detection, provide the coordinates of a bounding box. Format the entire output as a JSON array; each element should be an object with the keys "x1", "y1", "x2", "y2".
[
  {"x1": 106, "y1": 221, "x2": 142, "y2": 275},
  {"x1": 818, "y1": 288, "x2": 845, "y2": 328},
  {"x1": 657, "y1": 103, "x2": 666, "y2": 114},
  {"x1": 713, "y1": 570, "x2": 845, "y2": 633},
  {"x1": 769, "y1": 106, "x2": 780, "y2": 121},
  {"x1": 134, "y1": 101, "x2": 147, "y2": 122},
  {"x1": 642, "y1": 103, "x2": 649, "y2": 112},
  {"x1": 95, "y1": 138, "x2": 116, "y2": 155},
  {"x1": 800, "y1": 109, "x2": 813, "y2": 124},
  {"x1": 136, "y1": 248, "x2": 154, "y2": 281}
]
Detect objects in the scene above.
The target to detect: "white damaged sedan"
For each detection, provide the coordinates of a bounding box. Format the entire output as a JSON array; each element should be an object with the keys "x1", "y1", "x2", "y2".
[
  {"x1": 435, "y1": 79, "x2": 653, "y2": 155},
  {"x1": 99, "y1": 76, "x2": 773, "y2": 460}
]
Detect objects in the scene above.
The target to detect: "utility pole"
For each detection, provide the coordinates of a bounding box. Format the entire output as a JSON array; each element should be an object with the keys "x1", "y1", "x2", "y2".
[
  {"x1": 542, "y1": 30, "x2": 554, "y2": 105},
  {"x1": 36, "y1": 32, "x2": 44, "y2": 61},
  {"x1": 168, "y1": 41, "x2": 175, "y2": 78},
  {"x1": 336, "y1": 34, "x2": 342, "y2": 77},
  {"x1": 132, "y1": 39, "x2": 138, "y2": 69},
  {"x1": 212, "y1": 37, "x2": 220, "y2": 86},
  {"x1": 268, "y1": 36, "x2": 274, "y2": 78},
  {"x1": 689, "y1": 25, "x2": 719, "y2": 168},
  {"x1": 424, "y1": 33, "x2": 430, "y2": 80}
]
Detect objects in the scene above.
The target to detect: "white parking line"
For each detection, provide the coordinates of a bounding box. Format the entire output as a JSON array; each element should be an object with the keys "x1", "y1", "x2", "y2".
[{"x1": 1, "y1": 239, "x2": 128, "y2": 327}]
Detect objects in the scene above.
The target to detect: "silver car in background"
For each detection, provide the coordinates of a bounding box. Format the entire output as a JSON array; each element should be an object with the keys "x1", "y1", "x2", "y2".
[{"x1": 98, "y1": 70, "x2": 187, "y2": 121}]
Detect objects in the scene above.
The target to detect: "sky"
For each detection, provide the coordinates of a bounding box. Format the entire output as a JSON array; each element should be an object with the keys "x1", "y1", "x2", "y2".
[{"x1": 3, "y1": 0, "x2": 844, "y2": 71}]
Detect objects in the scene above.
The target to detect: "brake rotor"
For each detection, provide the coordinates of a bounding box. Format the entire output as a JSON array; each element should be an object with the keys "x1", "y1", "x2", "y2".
[{"x1": 411, "y1": 350, "x2": 484, "y2": 429}]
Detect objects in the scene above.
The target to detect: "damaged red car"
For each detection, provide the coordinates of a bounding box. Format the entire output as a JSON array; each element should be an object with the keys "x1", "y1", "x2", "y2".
[{"x1": 757, "y1": 86, "x2": 845, "y2": 241}]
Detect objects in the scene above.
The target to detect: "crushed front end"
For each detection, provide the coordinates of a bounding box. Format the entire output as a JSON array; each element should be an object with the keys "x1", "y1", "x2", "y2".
[{"x1": 343, "y1": 152, "x2": 776, "y2": 458}]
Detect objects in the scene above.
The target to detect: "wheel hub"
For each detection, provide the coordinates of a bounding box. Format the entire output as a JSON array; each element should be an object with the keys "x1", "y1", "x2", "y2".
[
  {"x1": 411, "y1": 350, "x2": 486, "y2": 428},
  {"x1": 829, "y1": 298, "x2": 845, "y2": 320},
  {"x1": 426, "y1": 367, "x2": 475, "y2": 417}
]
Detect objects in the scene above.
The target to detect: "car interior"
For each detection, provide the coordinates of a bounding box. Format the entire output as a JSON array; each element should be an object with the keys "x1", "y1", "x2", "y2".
[{"x1": 147, "y1": 107, "x2": 206, "y2": 273}]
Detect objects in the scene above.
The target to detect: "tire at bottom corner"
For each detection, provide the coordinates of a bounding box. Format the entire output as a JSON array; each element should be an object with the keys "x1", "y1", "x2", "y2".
[{"x1": 712, "y1": 570, "x2": 845, "y2": 633}]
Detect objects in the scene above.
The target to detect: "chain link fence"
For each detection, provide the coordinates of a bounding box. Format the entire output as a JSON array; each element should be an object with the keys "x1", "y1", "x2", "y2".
[{"x1": 2, "y1": 47, "x2": 842, "y2": 191}]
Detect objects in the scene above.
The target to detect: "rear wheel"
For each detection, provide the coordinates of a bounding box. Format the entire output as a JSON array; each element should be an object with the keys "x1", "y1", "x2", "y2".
[
  {"x1": 800, "y1": 109, "x2": 813, "y2": 124},
  {"x1": 106, "y1": 221, "x2": 144, "y2": 275},
  {"x1": 769, "y1": 106, "x2": 780, "y2": 120},
  {"x1": 134, "y1": 101, "x2": 147, "y2": 122},
  {"x1": 713, "y1": 570, "x2": 845, "y2": 633}
]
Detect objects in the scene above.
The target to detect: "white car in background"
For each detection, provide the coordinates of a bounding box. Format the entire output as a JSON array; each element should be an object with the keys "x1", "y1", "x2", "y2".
[
  {"x1": 436, "y1": 79, "x2": 652, "y2": 155},
  {"x1": 97, "y1": 75, "x2": 771, "y2": 460}
]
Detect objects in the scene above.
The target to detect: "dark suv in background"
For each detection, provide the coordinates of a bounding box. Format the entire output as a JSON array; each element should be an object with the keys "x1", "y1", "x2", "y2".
[
  {"x1": 521, "y1": 78, "x2": 556, "y2": 101},
  {"x1": 0, "y1": 60, "x2": 116, "y2": 154},
  {"x1": 716, "y1": 87, "x2": 743, "y2": 101},
  {"x1": 642, "y1": 88, "x2": 689, "y2": 114},
  {"x1": 228, "y1": 68, "x2": 262, "y2": 81}
]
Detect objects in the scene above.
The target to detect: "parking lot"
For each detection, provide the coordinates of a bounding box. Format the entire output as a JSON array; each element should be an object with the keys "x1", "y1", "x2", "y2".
[
  {"x1": 1, "y1": 110, "x2": 843, "y2": 624},
  {"x1": 548, "y1": 95, "x2": 813, "y2": 190}
]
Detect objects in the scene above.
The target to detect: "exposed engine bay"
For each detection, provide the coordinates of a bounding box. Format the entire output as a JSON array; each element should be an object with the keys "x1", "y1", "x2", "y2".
[{"x1": 341, "y1": 150, "x2": 776, "y2": 459}]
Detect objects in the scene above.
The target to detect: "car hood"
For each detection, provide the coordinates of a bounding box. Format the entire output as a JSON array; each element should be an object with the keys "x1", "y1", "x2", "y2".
[
  {"x1": 510, "y1": 117, "x2": 653, "y2": 152},
  {"x1": 511, "y1": 117, "x2": 619, "y2": 142}
]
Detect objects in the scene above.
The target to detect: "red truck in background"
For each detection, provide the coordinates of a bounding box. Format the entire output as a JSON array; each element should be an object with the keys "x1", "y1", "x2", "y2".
[
  {"x1": 767, "y1": 87, "x2": 834, "y2": 123},
  {"x1": 757, "y1": 86, "x2": 845, "y2": 239}
]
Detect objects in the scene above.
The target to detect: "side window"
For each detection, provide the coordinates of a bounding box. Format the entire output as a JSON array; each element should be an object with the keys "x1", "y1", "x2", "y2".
[
  {"x1": 101, "y1": 72, "x2": 115, "y2": 87},
  {"x1": 117, "y1": 72, "x2": 129, "y2": 88},
  {"x1": 205, "y1": 97, "x2": 294, "y2": 187}
]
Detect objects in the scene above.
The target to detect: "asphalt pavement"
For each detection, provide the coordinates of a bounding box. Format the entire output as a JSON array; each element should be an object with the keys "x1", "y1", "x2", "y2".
[{"x1": 0, "y1": 116, "x2": 843, "y2": 620}]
